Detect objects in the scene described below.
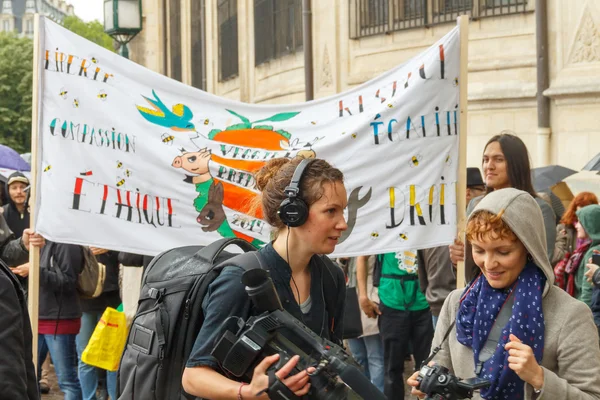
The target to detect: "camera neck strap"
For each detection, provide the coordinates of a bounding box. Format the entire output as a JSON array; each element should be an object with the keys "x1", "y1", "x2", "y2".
[
  {"x1": 421, "y1": 287, "x2": 515, "y2": 371},
  {"x1": 475, "y1": 291, "x2": 514, "y2": 374},
  {"x1": 421, "y1": 319, "x2": 456, "y2": 368}
]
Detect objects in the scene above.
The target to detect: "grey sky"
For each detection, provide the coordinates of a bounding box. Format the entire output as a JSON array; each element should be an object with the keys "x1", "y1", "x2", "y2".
[{"x1": 68, "y1": 0, "x2": 104, "y2": 23}]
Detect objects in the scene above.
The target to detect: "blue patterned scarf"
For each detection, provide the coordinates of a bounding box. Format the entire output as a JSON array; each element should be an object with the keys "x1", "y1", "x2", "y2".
[{"x1": 456, "y1": 263, "x2": 546, "y2": 400}]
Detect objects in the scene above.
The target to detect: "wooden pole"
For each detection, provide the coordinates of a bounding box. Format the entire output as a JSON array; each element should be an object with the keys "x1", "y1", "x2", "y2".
[
  {"x1": 456, "y1": 15, "x2": 469, "y2": 289},
  {"x1": 28, "y1": 13, "x2": 42, "y2": 369}
]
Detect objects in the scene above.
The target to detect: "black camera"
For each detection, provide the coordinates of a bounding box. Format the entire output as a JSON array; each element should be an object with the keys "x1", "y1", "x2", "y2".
[
  {"x1": 416, "y1": 364, "x2": 490, "y2": 400},
  {"x1": 211, "y1": 268, "x2": 386, "y2": 400}
]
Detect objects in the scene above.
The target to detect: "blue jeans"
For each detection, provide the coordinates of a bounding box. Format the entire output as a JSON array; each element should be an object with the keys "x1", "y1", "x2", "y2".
[
  {"x1": 76, "y1": 311, "x2": 118, "y2": 400},
  {"x1": 432, "y1": 315, "x2": 439, "y2": 330},
  {"x1": 347, "y1": 334, "x2": 385, "y2": 392},
  {"x1": 39, "y1": 333, "x2": 82, "y2": 400}
]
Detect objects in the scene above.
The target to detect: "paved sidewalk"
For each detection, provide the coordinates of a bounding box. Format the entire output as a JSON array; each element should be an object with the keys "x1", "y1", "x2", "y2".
[{"x1": 41, "y1": 359, "x2": 418, "y2": 399}]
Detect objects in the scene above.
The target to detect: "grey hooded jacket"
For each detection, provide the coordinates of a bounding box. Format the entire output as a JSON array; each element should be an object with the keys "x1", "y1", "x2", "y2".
[{"x1": 431, "y1": 188, "x2": 600, "y2": 400}]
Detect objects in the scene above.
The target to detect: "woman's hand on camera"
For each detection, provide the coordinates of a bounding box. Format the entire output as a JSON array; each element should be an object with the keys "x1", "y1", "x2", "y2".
[
  {"x1": 505, "y1": 334, "x2": 544, "y2": 390},
  {"x1": 449, "y1": 238, "x2": 465, "y2": 265},
  {"x1": 407, "y1": 370, "x2": 426, "y2": 399},
  {"x1": 246, "y1": 354, "x2": 315, "y2": 398},
  {"x1": 359, "y1": 295, "x2": 381, "y2": 319}
]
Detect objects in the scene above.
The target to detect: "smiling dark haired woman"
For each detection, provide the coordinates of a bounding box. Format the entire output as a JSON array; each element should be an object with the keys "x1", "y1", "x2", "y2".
[{"x1": 449, "y1": 132, "x2": 557, "y2": 281}]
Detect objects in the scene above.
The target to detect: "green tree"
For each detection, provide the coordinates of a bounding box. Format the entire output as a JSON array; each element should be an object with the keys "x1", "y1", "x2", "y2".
[
  {"x1": 62, "y1": 16, "x2": 115, "y2": 51},
  {"x1": 0, "y1": 17, "x2": 115, "y2": 154},
  {"x1": 0, "y1": 33, "x2": 33, "y2": 154}
]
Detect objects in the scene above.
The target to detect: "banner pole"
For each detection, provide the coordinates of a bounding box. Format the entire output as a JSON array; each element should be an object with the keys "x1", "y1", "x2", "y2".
[
  {"x1": 456, "y1": 15, "x2": 469, "y2": 289},
  {"x1": 28, "y1": 13, "x2": 42, "y2": 369}
]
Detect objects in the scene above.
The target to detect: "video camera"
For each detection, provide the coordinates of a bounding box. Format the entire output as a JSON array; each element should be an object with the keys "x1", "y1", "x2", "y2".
[
  {"x1": 416, "y1": 364, "x2": 490, "y2": 400},
  {"x1": 211, "y1": 268, "x2": 386, "y2": 400}
]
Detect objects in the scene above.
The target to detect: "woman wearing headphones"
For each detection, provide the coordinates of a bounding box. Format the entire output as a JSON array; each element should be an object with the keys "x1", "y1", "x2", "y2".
[{"x1": 182, "y1": 157, "x2": 348, "y2": 399}]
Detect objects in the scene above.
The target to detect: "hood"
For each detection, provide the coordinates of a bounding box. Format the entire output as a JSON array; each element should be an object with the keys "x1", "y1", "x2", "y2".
[
  {"x1": 576, "y1": 204, "x2": 600, "y2": 245},
  {"x1": 469, "y1": 188, "x2": 554, "y2": 295},
  {"x1": 4, "y1": 172, "x2": 29, "y2": 210}
]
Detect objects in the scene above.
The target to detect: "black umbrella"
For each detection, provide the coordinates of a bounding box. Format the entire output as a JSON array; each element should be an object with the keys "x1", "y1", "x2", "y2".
[
  {"x1": 531, "y1": 165, "x2": 577, "y2": 193},
  {"x1": 583, "y1": 153, "x2": 600, "y2": 171}
]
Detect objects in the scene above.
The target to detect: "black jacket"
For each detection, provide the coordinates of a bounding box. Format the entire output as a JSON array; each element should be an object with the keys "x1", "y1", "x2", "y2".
[
  {"x1": 0, "y1": 259, "x2": 39, "y2": 399},
  {"x1": 187, "y1": 243, "x2": 346, "y2": 371},
  {"x1": 0, "y1": 213, "x2": 29, "y2": 267},
  {"x1": 39, "y1": 242, "x2": 83, "y2": 320}
]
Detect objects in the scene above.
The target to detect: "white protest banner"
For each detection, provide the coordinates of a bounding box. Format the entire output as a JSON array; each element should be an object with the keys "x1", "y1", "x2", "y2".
[{"x1": 34, "y1": 17, "x2": 461, "y2": 257}]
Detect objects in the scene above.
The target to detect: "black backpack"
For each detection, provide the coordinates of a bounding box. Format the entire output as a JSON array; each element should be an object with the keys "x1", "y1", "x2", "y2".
[{"x1": 117, "y1": 238, "x2": 261, "y2": 400}]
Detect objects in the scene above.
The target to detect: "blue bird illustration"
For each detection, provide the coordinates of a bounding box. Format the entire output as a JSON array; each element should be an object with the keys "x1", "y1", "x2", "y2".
[{"x1": 136, "y1": 90, "x2": 195, "y2": 131}]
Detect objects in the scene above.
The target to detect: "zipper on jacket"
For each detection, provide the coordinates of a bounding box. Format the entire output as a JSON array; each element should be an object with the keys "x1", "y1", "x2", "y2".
[{"x1": 184, "y1": 299, "x2": 191, "y2": 319}]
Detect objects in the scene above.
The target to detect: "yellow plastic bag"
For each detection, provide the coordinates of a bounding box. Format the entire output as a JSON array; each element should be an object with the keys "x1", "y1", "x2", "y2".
[{"x1": 82, "y1": 307, "x2": 128, "y2": 372}]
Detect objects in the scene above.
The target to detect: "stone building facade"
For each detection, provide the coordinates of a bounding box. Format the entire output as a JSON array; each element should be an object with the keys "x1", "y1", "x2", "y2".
[
  {"x1": 0, "y1": 0, "x2": 74, "y2": 37},
  {"x1": 129, "y1": 0, "x2": 600, "y2": 169}
]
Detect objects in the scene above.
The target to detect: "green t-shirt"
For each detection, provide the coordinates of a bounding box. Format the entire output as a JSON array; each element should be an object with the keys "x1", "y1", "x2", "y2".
[{"x1": 378, "y1": 250, "x2": 429, "y2": 311}]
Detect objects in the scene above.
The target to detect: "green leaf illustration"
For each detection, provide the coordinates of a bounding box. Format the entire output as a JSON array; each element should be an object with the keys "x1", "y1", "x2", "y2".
[
  {"x1": 225, "y1": 123, "x2": 251, "y2": 131},
  {"x1": 226, "y1": 109, "x2": 251, "y2": 125},
  {"x1": 276, "y1": 129, "x2": 292, "y2": 140},
  {"x1": 252, "y1": 112, "x2": 300, "y2": 124},
  {"x1": 253, "y1": 125, "x2": 274, "y2": 131}
]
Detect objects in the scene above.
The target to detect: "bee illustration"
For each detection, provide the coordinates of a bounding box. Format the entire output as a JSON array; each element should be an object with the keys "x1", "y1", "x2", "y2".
[
  {"x1": 311, "y1": 121, "x2": 317, "y2": 125},
  {"x1": 161, "y1": 133, "x2": 175, "y2": 145},
  {"x1": 97, "y1": 90, "x2": 107, "y2": 100},
  {"x1": 116, "y1": 161, "x2": 123, "y2": 169},
  {"x1": 43, "y1": 165, "x2": 52, "y2": 172},
  {"x1": 91, "y1": 57, "x2": 98, "y2": 63},
  {"x1": 387, "y1": 103, "x2": 393, "y2": 108},
  {"x1": 59, "y1": 88, "x2": 68, "y2": 99},
  {"x1": 203, "y1": 119, "x2": 210, "y2": 125},
  {"x1": 370, "y1": 231, "x2": 379, "y2": 240},
  {"x1": 445, "y1": 154, "x2": 452, "y2": 166},
  {"x1": 73, "y1": 98, "x2": 79, "y2": 108},
  {"x1": 409, "y1": 154, "x2": 422, "y2": 168},
  {"x1": 125, "y1": 169, "x2": 132, "y2": 177},
  {"x1": 398, "y1": 232, "x2": 408, "y2": 241},
  {"x1": 453, "y1": 77, "x2": 459, "y2": 87},
  {"x1": 351, "y1": 133, "x2": 357, "y2": 139},
  {"x1": 116, "y1": 178, "x2": 126, "y2": 187}
]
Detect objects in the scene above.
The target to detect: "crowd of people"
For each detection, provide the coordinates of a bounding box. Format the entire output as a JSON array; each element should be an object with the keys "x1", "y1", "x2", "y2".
[{"x1": 0, "y1": 131, "x2": 599, "y2": 400}]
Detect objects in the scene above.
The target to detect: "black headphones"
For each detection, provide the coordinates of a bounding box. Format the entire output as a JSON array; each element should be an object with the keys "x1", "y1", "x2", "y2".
[{"x1": 278, "y1": 158, "x2": 312, "y2": 227}]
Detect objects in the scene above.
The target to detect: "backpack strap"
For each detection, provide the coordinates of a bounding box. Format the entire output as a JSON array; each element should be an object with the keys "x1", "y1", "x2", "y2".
[
  {"x1": 318, "y1": 256, "x2": 340, "y2": 340},
  {"x1": 373, "y1": 254, "x2": 383, "y2": 288},
  {"x1": 215, "y1": 251, "x2": 264, "y2": 273},
  {"x1": 194, "y1": 237, "x2": 258, "y2": 266}
]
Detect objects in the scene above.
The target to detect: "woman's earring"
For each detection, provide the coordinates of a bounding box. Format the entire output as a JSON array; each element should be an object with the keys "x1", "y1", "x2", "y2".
[{"x1": 527, "y1": 254, "x2": 533, "y2": 263}]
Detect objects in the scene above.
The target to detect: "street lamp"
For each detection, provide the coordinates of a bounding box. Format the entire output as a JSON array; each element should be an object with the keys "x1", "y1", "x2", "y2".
[{"x1": 103, "y1": 0, "x2": 142, "y2": 59}]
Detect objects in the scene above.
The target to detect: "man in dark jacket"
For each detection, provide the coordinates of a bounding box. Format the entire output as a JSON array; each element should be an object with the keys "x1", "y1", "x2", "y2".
[
  {"x1": 0, "y1": 258, "x2": 39, "y2": 399},
  {"x1": 0, "y1": 197, "x2": 44, "y2": 400},
  {"x1": 2, "y1": 172, "x2": 32, "y2": 292},
  {"x1": 39, "y1": 241, "x2": 84, "y2": 400},
  {"x1": 2, "y1": 172, "x2": 30, "y2": 238}
]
